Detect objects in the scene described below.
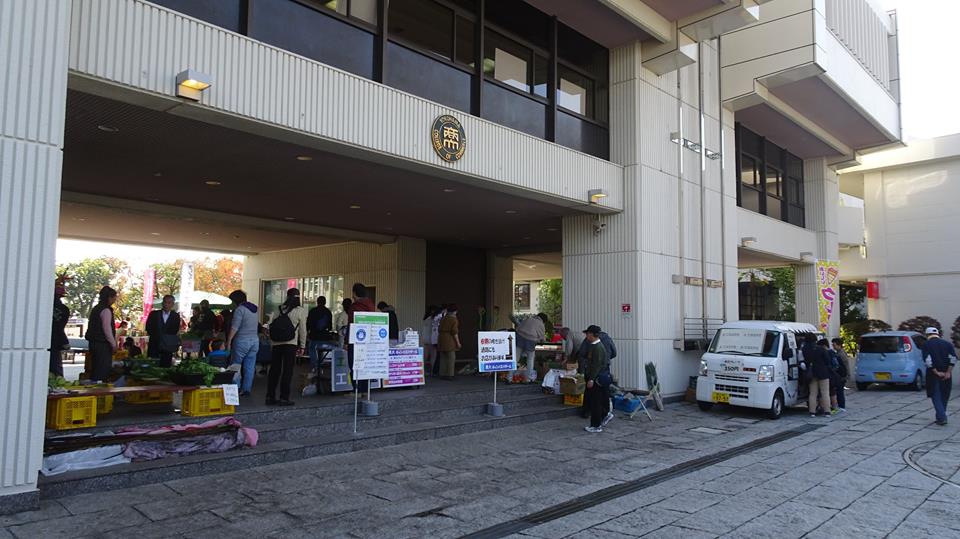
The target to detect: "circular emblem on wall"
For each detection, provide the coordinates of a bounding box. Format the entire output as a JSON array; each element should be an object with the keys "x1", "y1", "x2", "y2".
[{"x1": 431, "y1": 115, "x2": 467, "y2": 162}]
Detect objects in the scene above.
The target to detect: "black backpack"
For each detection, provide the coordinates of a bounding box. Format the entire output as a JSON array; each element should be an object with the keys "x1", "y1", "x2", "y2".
[{"x1": 269, "y1": 307, "x2": 296, "y2": 342}]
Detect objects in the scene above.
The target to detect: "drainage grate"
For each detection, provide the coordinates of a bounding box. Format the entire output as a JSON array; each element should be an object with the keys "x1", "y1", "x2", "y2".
[{"x1": 460, "y1": 424, "x2": 822, "y2": 539}]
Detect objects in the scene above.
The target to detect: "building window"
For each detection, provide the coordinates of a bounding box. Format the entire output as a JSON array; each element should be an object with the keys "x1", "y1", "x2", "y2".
[
  {"x1": 736, "y1": 124, "x2": 804, "y2": 226},
  {"x1": 514, "y1": 283, "x2": 531, "y2": 311},
  {"x1": 308, "y1": 0, "x2": 378, "y2": 25},
  {"x1": 484, "y1": 30, "x2": 534, "y2": 93},
  {"x1": 389, "y1": 0, "x2": 455, "y2": 60}
]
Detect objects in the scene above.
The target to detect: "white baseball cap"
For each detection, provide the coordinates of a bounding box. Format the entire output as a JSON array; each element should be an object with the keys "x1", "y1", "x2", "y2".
[{"x1": 925, "y1": 327, "x2": 940, "y2": 335}]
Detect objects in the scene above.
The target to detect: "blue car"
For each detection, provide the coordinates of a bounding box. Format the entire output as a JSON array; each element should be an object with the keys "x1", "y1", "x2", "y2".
[{"x1": 855, "y1": 331, "x2": 926, "y2": 391}]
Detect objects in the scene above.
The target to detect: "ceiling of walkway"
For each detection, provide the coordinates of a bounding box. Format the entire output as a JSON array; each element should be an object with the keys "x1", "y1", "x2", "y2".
[{"x1": 61, "y1": 90, "x2": 568, "y2": 253}]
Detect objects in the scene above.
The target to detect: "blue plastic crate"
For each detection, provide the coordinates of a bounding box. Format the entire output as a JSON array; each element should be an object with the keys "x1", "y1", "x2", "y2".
[{"x1": 613, "y1": 395, "x2": 646, "y2": 414}]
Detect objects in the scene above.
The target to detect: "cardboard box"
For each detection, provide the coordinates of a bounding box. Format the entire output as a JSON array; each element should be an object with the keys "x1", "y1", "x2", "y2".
[{"x1": 559, "y1": 374, "x2": 585, "y2": 395}]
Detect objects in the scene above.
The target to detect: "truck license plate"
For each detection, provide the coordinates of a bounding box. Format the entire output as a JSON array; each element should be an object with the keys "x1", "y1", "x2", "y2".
[{"x1": 712, "y1": 391, "x2": 730, "y2": 404}]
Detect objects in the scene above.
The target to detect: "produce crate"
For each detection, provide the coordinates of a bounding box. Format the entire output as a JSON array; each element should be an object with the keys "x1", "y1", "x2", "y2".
[
  {"x1": 563, "y1": 394, "x2": 584, "y2": 406},
  {"x1": 182, "y1": 387, "x2": 235, "y2": 417},
  {"x1": 47, "y1": 396, "x2": 97, "y2": 430},
  {"x1": 97, "y1": 395, "x2": 114, "y2": 414},
  {"x1": 125, "y1": 391, "x2": 174, "y2": 405},
  {"x1": 560, "y1": 375, "x2": 585, "y2": 396}
]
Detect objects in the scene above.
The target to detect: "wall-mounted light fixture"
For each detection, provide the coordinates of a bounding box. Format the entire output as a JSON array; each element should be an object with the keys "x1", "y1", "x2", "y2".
[
  {"x1": 588, "y1": 189, "x2": 609, "y2": 204},
  {"x1": 176, "y1": 69, "x2": 212, "y2": 101},
  {"x1": 740, "y1": 236, "x2": 757, "y2": 247},
  {"x1": 800, "y1": 251, "x2": 815, "y2": 263}
]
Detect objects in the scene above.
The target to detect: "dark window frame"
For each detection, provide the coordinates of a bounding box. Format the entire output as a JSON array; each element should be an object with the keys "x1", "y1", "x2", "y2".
[
  {"x1": 736, "y1": 123, "x2": 805, "y2": 227},
  {"x1": 292, "y1": 0, "x2": 379, "y2": 31}
]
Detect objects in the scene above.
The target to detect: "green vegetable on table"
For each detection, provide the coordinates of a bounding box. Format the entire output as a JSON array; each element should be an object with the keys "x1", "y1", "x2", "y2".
[{"x1": 171, "y1": 359, "x2": 222, "y2": 386}]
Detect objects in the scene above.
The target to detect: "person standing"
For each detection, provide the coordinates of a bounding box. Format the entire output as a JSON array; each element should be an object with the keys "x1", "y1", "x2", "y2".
[
  {"x1": 347, "y1": 284, "x2": 377, "y2": 392},
  {"x1": 581, "y1": 325, "x2": 611, "y2": 433},
  {"x1": 50, "y1": 278, "x2": 70, "y2": 377},
  {"x1": 430, "y1": 306, "x2": 445, "y2": 376},
  {"x1": 335, "y1": 298, "x2": 352, "y2": 349},
  {"x1": 266, "y1": 288, "x2": 307, "y2": 406},
  {"x1": 420, "y1": 306, "x2": 439, "y2": 376},
  {"x1": 85, "y1": 286, "x2": 118, "y2": 382},
  {"x1": 227, "y1": 290, "x2": 259, "y2": 397},
  {"x1": 515, "y1": 313, "x2": 548, "y2": 382},
  {"x1": 922, "y1": 327, "x2": 957, "y2": 426},
  {"x1": 830, "y1": 338, "x2": 849, "y2": 412},
  {"x1": 306, "y1": 296, "x2": 333, "y2": 370},
  {"x1": 196, "y1": 299, "x2": 215, "y2": 357},
  {"x1": 145, "y1": 294, "x2": 181, "y2": 367},
  {"x1": 437, "y1": 304, "x2": 461, "y2": 380},
  {"x1": 801, "y1": 334, "x2": 831, "y2": 417},
  {"x1": 377, "y1": 302, "x2": 400, "y2": 345}
]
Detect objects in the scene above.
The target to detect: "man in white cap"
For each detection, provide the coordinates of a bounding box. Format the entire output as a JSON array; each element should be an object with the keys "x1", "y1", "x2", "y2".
[{"x1": 922, "y1": 327, "x2": 957, "y2": 426}]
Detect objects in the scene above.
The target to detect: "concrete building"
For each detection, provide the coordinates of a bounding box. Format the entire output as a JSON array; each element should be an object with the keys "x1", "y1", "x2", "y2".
[
  {"x1": 0, "y1": 0, "x2": 901, "y2": 507},
  {"x1": 838, "y1": 133, "x2": 960, "y2": 331}
]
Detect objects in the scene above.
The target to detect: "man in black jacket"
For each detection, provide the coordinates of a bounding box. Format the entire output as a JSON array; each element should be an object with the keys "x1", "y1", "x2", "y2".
[
  {"x1": 801, "y1": 334, "x2": 832, "y2": 417},
  {"x1": 146, "y1": 294, "x2": 181, "y2": 367},
  {"x1": 306, "y1": 296, "x2": 333, "y2": 369},
  {"x1": 50, "y1": 278, "x2": 71, "y2": 376}
]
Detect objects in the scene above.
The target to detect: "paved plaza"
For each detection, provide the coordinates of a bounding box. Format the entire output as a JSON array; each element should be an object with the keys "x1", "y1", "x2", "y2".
[{"x1": 3, "y1": 386, "x2": 959, "y2": 538}]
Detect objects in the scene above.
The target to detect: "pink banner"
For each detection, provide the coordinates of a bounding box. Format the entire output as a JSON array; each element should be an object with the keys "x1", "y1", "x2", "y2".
[{"x1": 141, "y1": 268, "x2": 156, "y2": 325}]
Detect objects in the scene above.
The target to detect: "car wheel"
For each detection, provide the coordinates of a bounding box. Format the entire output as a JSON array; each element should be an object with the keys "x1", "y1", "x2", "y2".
[
  {"x1": 767, "y1": 390, "x2": 784, "y2": 420},
  {"x1": 856, "y1": 382, "x2": 868, "y2": 391},
  {"x1": 912, "y1": 371, "x2": 924, "y2": 392},
  {"x1": 697, "y1": 401, "x2": 713, "y2": 412}
]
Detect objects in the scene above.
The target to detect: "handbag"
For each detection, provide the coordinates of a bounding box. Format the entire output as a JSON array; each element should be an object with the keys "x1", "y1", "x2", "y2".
[{"x1": 597, "y1": 370, "x2": 613, "y2": 387}]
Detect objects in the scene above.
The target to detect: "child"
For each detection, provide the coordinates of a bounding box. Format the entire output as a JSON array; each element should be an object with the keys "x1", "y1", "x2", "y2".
[{"x1": 207, "y1": 339, "x2": 230, "y2": 368}]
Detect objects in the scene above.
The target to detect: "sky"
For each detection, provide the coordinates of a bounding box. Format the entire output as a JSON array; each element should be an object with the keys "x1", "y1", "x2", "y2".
[
  {"x1": 56, "y1": 239, "x2": 242, "y2": 273},
  {"x1": 881, "y1": 0, "x2": 960, "y2": 140}
]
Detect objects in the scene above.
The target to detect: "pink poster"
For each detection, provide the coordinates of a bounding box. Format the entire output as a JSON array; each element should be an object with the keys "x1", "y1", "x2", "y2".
[{"x1": 140, "y1": 268, "x2": 156, "y2": 325}]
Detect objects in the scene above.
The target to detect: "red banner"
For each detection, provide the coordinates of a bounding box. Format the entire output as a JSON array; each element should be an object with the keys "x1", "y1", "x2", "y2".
[{"x1": 141, "y1": 268, "x2": 156, "y2": 325}]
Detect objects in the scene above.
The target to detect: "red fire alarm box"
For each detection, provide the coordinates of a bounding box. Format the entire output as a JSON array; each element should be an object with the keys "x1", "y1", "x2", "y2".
[{"x1": 866, "y1": 281, "x2": 880, "y2": 299}]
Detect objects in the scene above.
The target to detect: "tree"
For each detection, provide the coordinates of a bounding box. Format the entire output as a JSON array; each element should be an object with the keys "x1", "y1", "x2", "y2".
[
  {"x1": 840, "y1": 319, "x2": 891, "y2": 356},
  {"x1": 537, "y1": 279, "x2": 562, "y2": 328},
  {"x1": 767, "y1": 267, "x2": 796, "y2": 321},
  {"x1": 195, "y1": 258, "x2": 243, "y2": 297},
  {"x1": 56, "y1": 257, "x2": 130, "y2": 317},
  {"x1": 839, "y1": 284, "x2": 867, "y2": 324},
  {"x1": 151, "y1": 260, "x2": 184, "y2": 297},
  {"x1": 899, "y1": 316, "x2": 942, "y2": 335}
]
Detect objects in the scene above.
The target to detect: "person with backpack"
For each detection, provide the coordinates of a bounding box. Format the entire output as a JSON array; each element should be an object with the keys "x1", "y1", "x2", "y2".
[
  {"x1": 830, "y1": 338, "x2": 849, "y2": 412},
  {"x1": 266, "y1": 288, "x2": 307, "y2": 406}
]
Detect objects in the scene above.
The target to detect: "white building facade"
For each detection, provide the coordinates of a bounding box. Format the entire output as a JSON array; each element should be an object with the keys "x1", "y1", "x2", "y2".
[
  {"x1": 838, "y1": 133, "x2": 960, "y2": 332},
  {"x1": 0, "y1": 0, "x2": 901, "y2": 508}
]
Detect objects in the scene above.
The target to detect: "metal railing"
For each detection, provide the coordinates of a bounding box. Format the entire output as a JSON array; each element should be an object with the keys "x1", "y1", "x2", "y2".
[{"x1": 683, "y1": 317, "x2": 725, "y2": 344}]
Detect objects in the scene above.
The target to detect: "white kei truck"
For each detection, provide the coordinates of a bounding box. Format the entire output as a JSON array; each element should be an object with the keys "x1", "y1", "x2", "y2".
[{"x1": 696, "y1": 321, "x2": 822, "y2": 419}]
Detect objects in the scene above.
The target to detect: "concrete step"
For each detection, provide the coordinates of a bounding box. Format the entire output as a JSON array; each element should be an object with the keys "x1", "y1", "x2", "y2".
[
  {"x1": 63, "y1": 381, "x2": 547, "y2": 435},
  {"x1": 38, "y1": 402, "x2": 580, "y2": 499},
  {"x1": 255, "y1": 392, "x2": 562, "y2": 443}
]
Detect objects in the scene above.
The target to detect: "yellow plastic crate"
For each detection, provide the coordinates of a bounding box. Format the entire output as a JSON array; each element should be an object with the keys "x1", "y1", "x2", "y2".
[
  {"x1": 97, "y1": 395, "x2": 114, "y2": 414},
  {"x1": 563, "y1": 394, "x2": 584, "y2": 407},
  {"x1": 47, "y1": 396, "x2": 98, "y2": 430},
  {"x1": 125, "y1": 391, "x2": 174, "y2": 405},
  {"x1": 181, "y1": 387, "x2": 235, "y2": 417}
]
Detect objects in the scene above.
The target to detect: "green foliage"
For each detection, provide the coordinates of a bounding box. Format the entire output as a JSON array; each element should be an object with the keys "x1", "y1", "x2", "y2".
[
  {"x1": 537, "y1": 279, "x2": 562, "y2": 327},
  {"x1": 898, "y1": 315, "x2": 942, "y2": 335},
  {"x1": 56, "y1": 257, "x2": 129, "y2": 317},
  {"x1": 740, "y1": 267, "x2": 796, "y2": 321},
  {"x1": 839, "y1": 284, "x2": 867, "y2": 324},
  {"x1": 840, "y1": 319, "x2": 892, "y2": 356}
]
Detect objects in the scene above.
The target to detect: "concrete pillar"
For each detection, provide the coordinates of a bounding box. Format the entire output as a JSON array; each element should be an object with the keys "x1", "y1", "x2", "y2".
[
  {"x1": 562, "y1": 40, "x2": 731, "y2": 395},
  {"x1": 796, "y1": 158, "x2": 841, "y2": 337},
  {"x1": 485, "y1": 253, "x2": 513, "y2": 331},
  {"x1": 395, "y1": 237, "x2": 426, "y2": 332},
  {"x1": 0, "y1": 0, "x2": 71, "y2": 512}
]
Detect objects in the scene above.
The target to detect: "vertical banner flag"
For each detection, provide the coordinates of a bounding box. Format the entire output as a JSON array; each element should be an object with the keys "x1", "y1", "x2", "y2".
[
  {"x1": 140, "y1": 268, "x2": 156, "y2": 325},
  {"x1": 179, "y1": 262, "x2": 195, "y2": 321},
  {"x1": 816, "y1": 260, "x2": 840, "y2": 332}
]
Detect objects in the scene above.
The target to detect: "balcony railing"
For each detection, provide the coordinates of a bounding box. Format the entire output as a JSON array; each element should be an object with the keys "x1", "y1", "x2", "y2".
[{"x1": 825, "y1": 0, "x2": 894, "y2": 92}]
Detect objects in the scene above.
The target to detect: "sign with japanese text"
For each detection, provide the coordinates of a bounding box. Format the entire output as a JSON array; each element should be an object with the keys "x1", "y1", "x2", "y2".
[
  {"x1": 352, "y1": 312, "x2": 389, "y2": 380},
  {"x1": 140, "y1": 268, "x2": 155, "y2": 325},
  {"x1": 478, "y1": 331, "x2": 517, "y2": 373},
  {"x1": 381, "y1": 347, "x2": 425, "y2": 388},
  {"x1": 816, "y1": 260, "x2": 840, "y2": 333},
  {"x1": 713, "y1": 328, "x2": 766, "y2": 355}
]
